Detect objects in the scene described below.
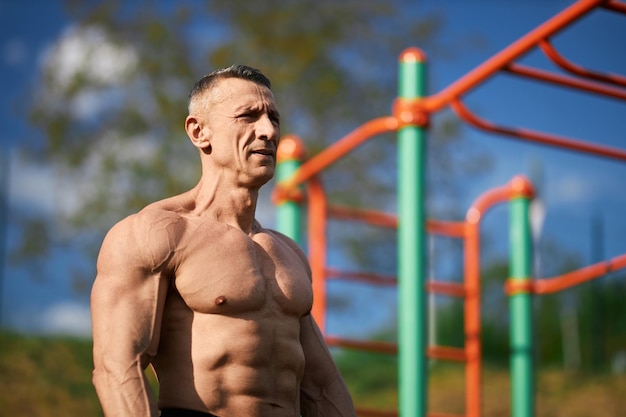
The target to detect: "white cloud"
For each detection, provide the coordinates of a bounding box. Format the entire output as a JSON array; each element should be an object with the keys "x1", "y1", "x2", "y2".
[
  {"x1": 41, "y1": 24, "x2": 138, "y2": 90},
  {"x1": 38, "y1": 24, "x2": 139, "y2": 121},
  {"x1": 8, "y1": 149, "x2": 57, "y2": 213},
  {"x1": 41, "y1": 302, "x2": 92, "y2": 337}
]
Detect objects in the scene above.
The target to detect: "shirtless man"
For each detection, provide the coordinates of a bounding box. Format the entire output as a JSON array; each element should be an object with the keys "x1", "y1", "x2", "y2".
[{"x1": 91, "y1": 65, "x2": 357, "y2": 417}]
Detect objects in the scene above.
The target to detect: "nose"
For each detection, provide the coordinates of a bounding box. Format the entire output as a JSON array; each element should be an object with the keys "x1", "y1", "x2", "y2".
[{"x1": 256, "y1": 114, "x2": 279, "y2": 142}]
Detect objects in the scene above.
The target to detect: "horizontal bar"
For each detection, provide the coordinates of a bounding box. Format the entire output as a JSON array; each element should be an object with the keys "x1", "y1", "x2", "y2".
[
  {"x1": 428, "y1": 345, "x2": 467, "y2": 362},
  {"x1": 533, "y1": 253, "x2": 626, "y2": 294},
  {"x1": 450, "y1": 99, "x2": 626, "y2": 162},
  {"x1": 421, "y1": 0, "x2": 604, "y2": 112},
  {"x1": 325, "y1": 335, "x2": 398, "y2": 354},
  {"x1": 276, "y1": 116, "x2": 398, "y2": 194},
  {"x1": 426, "y1": 280, "x2": 466, "y2": 298},
  {"x1": 539, "y1": 39, "x2": 626, "y2": 88},
  {"x1": 603, "y1": 0, "x2": 626, "y2": 15},
  {"x1": 326, "y1": 268, "x2": 398, "y2": 286},
  {"x1": 328, "y1": 204, "x2": 398, "y2": 228},
  {"x1": 504, "y1": 62, "x2": 626, "y2": 100}
]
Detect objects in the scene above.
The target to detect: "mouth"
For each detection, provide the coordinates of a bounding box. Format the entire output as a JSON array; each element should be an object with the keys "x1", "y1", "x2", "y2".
[{"x1": 250, "y1": 148, "x2": 276, "y2": 159}]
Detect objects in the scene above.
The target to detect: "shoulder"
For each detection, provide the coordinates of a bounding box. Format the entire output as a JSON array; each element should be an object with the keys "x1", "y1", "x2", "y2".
[
  {"x1": 98, "y1": 203, "x2": 186, "y2": 273},
  {"x1": 261, "y1": 226, "x2": 311, "y2": 272}
]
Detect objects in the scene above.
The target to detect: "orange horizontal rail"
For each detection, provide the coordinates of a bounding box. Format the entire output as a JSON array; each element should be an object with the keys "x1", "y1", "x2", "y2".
[
  {"x1": 326, "y1": 268, "x2": 398, "y2": 286},
  {"x1": 276, "y1": 116, "x2": 398, "y2": 196},
  {"x1": 328, "y1": 204, "x2": 398, "y2": 228},
  {"x1": 450, "y1": 98, "x2": 626, "y2": 162},
  {"x1": 420, "y1": 0, "x2": 604, "y2": 112},
  {"x1": 506, "y1": 253, "x2": 626, "y2": 295},
  {"x1": 427, "y1": 280, "x2": 466, "y2": 298},
  {"x1": 539, "y1": 39, "x2": 626, "y2": 88},
  {"x1": 325, "y1": 335, "x2": 397, "y2": 354},
  {"x1": 504, "y1": 62, "x2": 626, "y2": 101},
  {"x1": 428, "y1": 346, "x2": 467, "y2": 362},
  {"x1": 427, "y1": 220, "x2": 467, "y2": 238},
  {"x1": 604, "y1": 0, "x2": 626, "y2": 12}
]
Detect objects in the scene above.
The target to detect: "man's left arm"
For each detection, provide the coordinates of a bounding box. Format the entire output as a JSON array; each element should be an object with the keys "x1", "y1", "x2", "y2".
[{"x1": 299, "y1": 314, "x2": 357, "y2": 417}]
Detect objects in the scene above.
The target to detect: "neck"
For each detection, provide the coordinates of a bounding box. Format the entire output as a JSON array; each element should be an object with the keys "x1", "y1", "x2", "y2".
[{"x1": 190, "y1": 174, "x2": 261, "y2": 235}]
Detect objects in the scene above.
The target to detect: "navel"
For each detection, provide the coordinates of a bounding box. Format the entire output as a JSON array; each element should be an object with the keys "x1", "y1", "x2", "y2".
[{"x1": 215, "y1": 295, "x2": 227, "y2": 306}]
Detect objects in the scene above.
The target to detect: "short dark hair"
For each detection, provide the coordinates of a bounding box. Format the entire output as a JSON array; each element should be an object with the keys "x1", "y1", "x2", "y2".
[{"x1": 188, "y1": 65, "x2": 271, "y2": 112}]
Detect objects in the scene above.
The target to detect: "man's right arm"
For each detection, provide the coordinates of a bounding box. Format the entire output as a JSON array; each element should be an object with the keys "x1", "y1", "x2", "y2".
[{"x1": 91, "y1": 212, "x2": 172, "y2": 417}]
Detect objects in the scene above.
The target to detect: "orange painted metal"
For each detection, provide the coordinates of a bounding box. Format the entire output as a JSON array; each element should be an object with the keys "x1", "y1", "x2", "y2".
[
  {"x1": 426, "y1": 280, "x2": 466, "y2": 298},
  {"x1": 538, "y1": 39, "x2": 626, "y2": 88},
  {"x1": 419, "y1": 0, "x2": 605, "y2": 112},
  {"x1": 326, "y1": 268, "x2": 397, "y2": 286},
  {"x1": 277, "y1": 116, "x2": 398, "y2": 196},
  {"x1": 450, "y1": 98, "x2": 626, "y2": 162},
  {"x1": 505, "y1": 253, "x2": 626, "y2": 295},
  {"x1": 327, "y1": 204, "x2": 398, "y2": 229},
  {"x1": 325, "y1": 335, "x2": 398, "y2": 354},
  {"x1": 462, "y1": 176, "x2": 534, "y2": 417},
  {"x1": 307, "y1": 177, "x2": 328, "y2": 332},
  {"x1": 427, "y1": 220, "x2": 467, "y2": 238},
  {"x1": 428, "y1": 346, "x2": 467, "y2": 362},
  {"x1": 604, "y1": 0, "x2": 626, "y2": 13},
  {"x1": 504, "y1": 62, "x2": 626, "y2": 100}
]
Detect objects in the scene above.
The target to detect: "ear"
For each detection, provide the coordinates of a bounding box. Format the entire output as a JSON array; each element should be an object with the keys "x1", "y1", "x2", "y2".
[{"x1": 185, "y1": 115, "x2": 211, "y2": 152}]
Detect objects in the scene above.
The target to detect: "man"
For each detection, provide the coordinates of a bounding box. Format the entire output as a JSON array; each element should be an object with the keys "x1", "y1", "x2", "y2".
[{"x1": 91, "y1": 65, "x2": 357, "y2": 417}]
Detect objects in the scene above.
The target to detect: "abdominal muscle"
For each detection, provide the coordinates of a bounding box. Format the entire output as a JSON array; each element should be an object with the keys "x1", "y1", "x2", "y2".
[{"x1": 154, "y1": 301, "x2": 305, "y2": 417}]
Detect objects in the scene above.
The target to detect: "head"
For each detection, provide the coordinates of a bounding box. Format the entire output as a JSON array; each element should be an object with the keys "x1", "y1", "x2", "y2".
[
  {"x1": 187, "y1": 65, "x2": 272, "y2": 115},
  {"x1": 185, "y1": 65, "x2": 280, "y2": 188}
]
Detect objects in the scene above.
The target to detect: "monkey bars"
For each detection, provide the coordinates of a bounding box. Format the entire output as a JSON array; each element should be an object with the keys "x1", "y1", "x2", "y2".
[{"x1": 274, "y1": 1, "x2": 626, "y2": 416}]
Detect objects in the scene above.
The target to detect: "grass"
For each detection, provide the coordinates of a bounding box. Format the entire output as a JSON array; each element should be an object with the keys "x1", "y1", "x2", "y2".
[{"x1": 2, "y1": 331, "x2": 625, "y2": 416}]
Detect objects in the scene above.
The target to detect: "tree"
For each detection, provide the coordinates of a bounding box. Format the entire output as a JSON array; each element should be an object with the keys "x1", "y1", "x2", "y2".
[{"x1": 19, "y1": 0, "x2": 489, "y2": 293}]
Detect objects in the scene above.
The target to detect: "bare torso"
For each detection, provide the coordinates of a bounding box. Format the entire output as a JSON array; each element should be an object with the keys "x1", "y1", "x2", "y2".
[{"x1": 146, "y1": 199, "x2": 313, "y2": 416}]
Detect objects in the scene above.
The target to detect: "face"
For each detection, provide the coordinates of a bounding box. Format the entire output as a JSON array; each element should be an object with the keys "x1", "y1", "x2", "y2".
[{"x1": 196, "y1": 77, "x2": 281, "y2": 188}]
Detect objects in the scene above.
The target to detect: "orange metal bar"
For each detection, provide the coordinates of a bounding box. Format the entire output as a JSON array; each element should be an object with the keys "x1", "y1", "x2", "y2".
[
  {"x1": 426, "y1": 280, "x2": 466, "y2": 298},
  {"x1": 506, "y1": 253, "x2": 626, "y2": 295},
  {"x1": 462, "y1": 176, "x2": 534, "y2": 417},
  {"x1": 428, "y1": 346, "x2": 467, "y2": 362},
  {"x1": 420, "y1": 0, "x2": 604, "y2": 112},
  {"x1": 539, "y1": 39, "x2": 626, "y2": 88},
  {"x1": 504, "y1": 62, "x2": 626, "y2": 100},
  {"x1": 604, "y1": 0, "x2": 626, "y2": 13},
  {"x1": 326, "y1": 268, "x2": 397, "y2": 286},
  {"x1": 325, "y1": 335, "x2": 398, "y2": 354},
  {"x1": 327, "y1": 204, "x2": 398, "y2": 229},
  {"x1": 277, "y1": 116, "x2": 398, "y2": 195},
  {"x1": 307, "y1": 177, "x2": 328, "y2": 332},
  {"x1": 450, "y1": 98, "x2": 626, "y2": 162},
  {"x1": 427, "y1": 220, "x2": 468, "y2": 238}
]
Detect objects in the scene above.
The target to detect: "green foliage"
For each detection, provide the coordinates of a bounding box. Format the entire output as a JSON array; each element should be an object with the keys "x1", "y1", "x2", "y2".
[{"x1": 18, "y1": 0, "x2": 491, "y2": 292}]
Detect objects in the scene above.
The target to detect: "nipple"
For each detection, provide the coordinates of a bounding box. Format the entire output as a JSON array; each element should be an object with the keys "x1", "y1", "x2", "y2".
[{"x1": 215, "y1": 296, "x2": 227, "y2": 306}]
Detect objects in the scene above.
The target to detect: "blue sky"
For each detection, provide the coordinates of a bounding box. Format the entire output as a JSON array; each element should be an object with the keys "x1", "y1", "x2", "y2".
[{"x1": 1, "y1": 0, "x2": 625, "y2": 338}]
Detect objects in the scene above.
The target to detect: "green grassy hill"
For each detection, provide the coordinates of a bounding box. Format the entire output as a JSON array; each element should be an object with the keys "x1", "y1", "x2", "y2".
[{"x1": 2, "y1": 331, "x2": 625, "y2": 416}]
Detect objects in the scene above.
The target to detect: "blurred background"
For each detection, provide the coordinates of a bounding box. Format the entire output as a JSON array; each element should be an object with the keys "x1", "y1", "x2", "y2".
[{"x1": 1, "y1": 0, "x2": 625, "y2": 415}]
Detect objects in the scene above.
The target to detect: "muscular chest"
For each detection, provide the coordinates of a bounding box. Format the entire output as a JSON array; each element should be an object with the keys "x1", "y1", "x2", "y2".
[{"x1": 172, "y1": 224, "x2": 312, "y2": 317}]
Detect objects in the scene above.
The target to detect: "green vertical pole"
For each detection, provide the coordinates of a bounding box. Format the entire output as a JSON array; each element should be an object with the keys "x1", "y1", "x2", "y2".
[
  {"x1": 509, "y1": 194, "x2": 534, "y2": 417},
  {"x1": 397, "y1": 48, "x2": 428, "y2": 417},
  {"x1": 275, "y1": 136, "x2": 304, "y2": 245}
]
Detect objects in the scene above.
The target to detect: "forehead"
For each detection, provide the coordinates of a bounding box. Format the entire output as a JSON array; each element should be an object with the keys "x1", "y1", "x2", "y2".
[{"x1": 210, "y1": 77, "x2": 277, "y2": 110}]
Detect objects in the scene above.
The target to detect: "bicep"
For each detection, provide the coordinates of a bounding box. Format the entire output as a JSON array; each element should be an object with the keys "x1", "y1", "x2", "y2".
[{"x1": 91, "y1": 220, "x2": 169, "y2": 369}]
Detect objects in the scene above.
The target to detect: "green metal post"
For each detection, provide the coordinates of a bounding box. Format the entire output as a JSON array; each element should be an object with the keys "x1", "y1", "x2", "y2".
[
  {"x1": 509, "y1": 194, "x2": 535, "y2": 417},
  {"x1": 397, "y1": 48, "x2": 428, "y2": 417},
  {"x1": 275, "y1": 136, "x2": 304, "y2": 245}
]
